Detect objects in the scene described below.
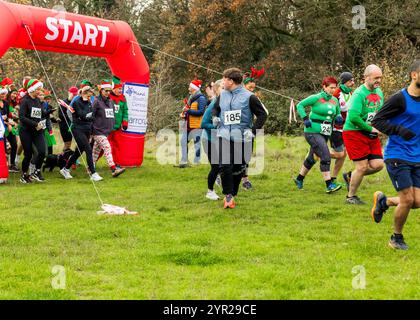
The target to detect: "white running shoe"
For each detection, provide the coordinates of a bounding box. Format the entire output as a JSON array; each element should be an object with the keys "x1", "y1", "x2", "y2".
[
  {"x1": 206, "y1": 190, "x2": 220, "y2": 201},
  {"x1": 60, "y1": 167, "x2": 73, "y2": 179},
  {"x1": 90, "y1": 172, "x2": 103, "y2": 182}
]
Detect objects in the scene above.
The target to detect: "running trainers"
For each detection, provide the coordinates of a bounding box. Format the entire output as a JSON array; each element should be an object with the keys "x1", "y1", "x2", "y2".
[
  {"x1": 20, "y1": 174, "x2": 32, "y2": 184},
  {"x1": 112, "y1": 167, "x2": 126, "y2": 177},
  {"x1": 206, "y1": 190, "x2": 220, "y2": 201},
  {"x1": 326, "y1": 182, "x2": 342, "y2": 194},
  {"x1": 60, "y1": 167, "x2": 73, "y2": 180},
  {"x1": 371, "y1": 191, "x2": 388, "y2": 223},
  {"x1": 30, "y1": 170, "x2": 45, "y2": 182},
  {"x1": 293, "y1": 178, "x2": 303, "y2": 190},
  {"x1": 242, "y1": 180, "x2": 252, "y2": 190},
  {"x1": 346, "y1": 195, "x2": 366, "y2": 205},
  {"x1": 223, "y1": 194, "x2": 236, "y2": 209},
  {"x1": 8, "y1": 165, "x2": 19, "y2": 173},
  {"x1": 342, "y1": 171, "x2": 351, "y2": 191},
  {"x1": 90, "y1": 172, "x2": 103, "y2": 182},
  {"x1": 389, "y1": 234, "x2": 408, "y2": 250}
]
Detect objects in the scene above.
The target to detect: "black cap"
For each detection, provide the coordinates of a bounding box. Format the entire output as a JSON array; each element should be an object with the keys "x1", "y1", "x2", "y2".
[{"x1": 340, "y1": 72, "x2": 353, "y2": 84}]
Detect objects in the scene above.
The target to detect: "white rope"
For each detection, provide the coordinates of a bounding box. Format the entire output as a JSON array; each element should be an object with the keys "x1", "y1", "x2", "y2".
[
  {"x1": 136, "y1": 41, "x2": 301, "y2": 102},
  {"x1": 74, "y1": 56, "x2": 89, "y2": 88},
  {"x1": 24, "y1": 24, "x2": 104, "y2": 206}
]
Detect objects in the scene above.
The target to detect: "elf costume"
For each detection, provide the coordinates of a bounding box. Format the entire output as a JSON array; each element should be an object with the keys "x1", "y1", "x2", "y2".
[
  {"x1": 108, "y1": 75, "x2": 128, "y2": 165},
  {"x1": 297, "y1": 91, "x2": 341, "y2": 136}
]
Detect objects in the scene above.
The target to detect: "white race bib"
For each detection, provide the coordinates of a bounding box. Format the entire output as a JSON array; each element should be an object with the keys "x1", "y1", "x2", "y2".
[
  {"x1": 105, "y1": 108, "x2": 114, "y2": 119},
  {"x1": 366, "y1": 112, "x2": 376, "y2": 124},
  {"x1": 224, "y1": 110, "x2": 241, "y2": 125},
  {"x1": 39, "y1": 119, "x2": 47, "y2": 130},
  {"x1": 114, "y1": 104, "x2": 120, "y2": 114},
  {"x1": 31, "y1": 107, "x2": 42, "y2": 119},
  {"x1": 320, "y1": 122, "x2": 332, "y2": 136}
]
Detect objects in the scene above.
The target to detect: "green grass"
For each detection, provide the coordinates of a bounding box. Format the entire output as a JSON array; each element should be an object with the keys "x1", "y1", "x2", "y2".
[{"x1": 0, "y1": 134, "x2": 419, "y2": 300}]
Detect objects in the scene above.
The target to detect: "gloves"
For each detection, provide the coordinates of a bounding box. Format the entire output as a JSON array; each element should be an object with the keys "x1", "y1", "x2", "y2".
[
  {"x1": 304, "y1": 119, "x2": 312, "y2": 128},
  {"x1": 122, "y1": 121, "x2": 128, "y2": 131},
  {"x1": 334, "y1": 116, "x2": 344, "y2": 125},
  {"x1": 399, "y1": 127, "x2": 416, "y2": 141},
  {"x1": 212, "y1": 117, "x2": 221, "y2": 128}
]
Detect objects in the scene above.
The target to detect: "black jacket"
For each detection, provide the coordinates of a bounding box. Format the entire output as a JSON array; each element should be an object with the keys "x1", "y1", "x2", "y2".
[
  {"x1": 92, "y1": 95, "x2": 115, "y2": 136},
  {"x1": 19, "y1": 94, "x2": 48, "y2": 133},
  {"x1": 72, "y1": 97, "x2": 94, "y2": 130}
]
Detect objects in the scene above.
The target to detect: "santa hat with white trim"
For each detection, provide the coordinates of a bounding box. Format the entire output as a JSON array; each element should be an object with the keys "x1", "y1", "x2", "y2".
[
  {"x1": 0, "y1": 86, "x2": 8, "y2": 95},
  {"x1": 25, "y1": 79, "x2": 43, "y2": 93},
  {"x1": 189, "y1": 79, "x2": 202, "y2": 91},
  {"x1": 100, "y1": 79, "x2": 113, "y2": 90}
]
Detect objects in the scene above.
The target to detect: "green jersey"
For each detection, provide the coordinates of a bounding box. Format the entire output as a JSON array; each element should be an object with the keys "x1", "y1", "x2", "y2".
[
  {"x1": 297, "y1": 91, "x2": 340, "y2": 136},
  {"x1": 343, "y1": 84, "x2": 384, "y2": 132}
]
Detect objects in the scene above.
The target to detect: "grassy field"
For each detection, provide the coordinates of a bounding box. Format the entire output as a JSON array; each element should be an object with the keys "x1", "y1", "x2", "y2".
[{"x1": 0, "y1": 134, "x2": 419, "y2": 300}]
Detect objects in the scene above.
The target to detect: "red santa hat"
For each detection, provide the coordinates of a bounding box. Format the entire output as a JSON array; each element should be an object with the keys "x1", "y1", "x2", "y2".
[
  {"x1": 100, "y1": 79, "x2": 113, "y2": 90},
  {"x1": 189, "y1": 79, "x2": 202, "y2": 91},
  {"x1": 25, "y1": 79, "x2": 44, "y2": 93}
]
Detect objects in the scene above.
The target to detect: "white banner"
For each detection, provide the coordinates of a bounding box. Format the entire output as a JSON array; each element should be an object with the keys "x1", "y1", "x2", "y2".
[{"x1": 123, "y1": 83, "x2": 149, "y2": 134}]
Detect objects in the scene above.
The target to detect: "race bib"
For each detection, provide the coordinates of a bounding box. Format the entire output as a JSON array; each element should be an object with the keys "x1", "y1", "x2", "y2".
[
  {"x1": 31, "y1": 107, "x2": 42, "y2": 119},
  {"x1": 224, "y1": 110, "x2": 241, "y2": 125},
  {"x1": 320, "y1": 122, "x2": 332, "y2": 136},
  {"x1": 114, "y1": 104, "x2": 120, "y2": 114},
  {"x1": 366, "y1": 112, "x2": 376, "y2": 124},
  {"x1": 105, "y1": 108, "x2": 114, "y2": 119},
  {"x1": 38, "y1": 119, "x2": 47, "y2": 130}
]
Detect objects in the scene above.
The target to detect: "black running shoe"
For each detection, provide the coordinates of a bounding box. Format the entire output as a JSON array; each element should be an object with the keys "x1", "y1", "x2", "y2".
[
  {"x1": 346, "y1": 195, "x2": 366, "y2": 205},
  {"x1": 8, "y1": 165, "x2": 19, "y2": 173},
  {"x1": 31, "y1": 170, "x2": 45, "y2": 182},
  {"x1": 20, "y1": 174, "x2": 32, "y2": 184},
  {"x1": 389, "y1": 234, "x2": 408, "y2": 250},
  {"x1": 371, "y1": 191, "x2": 388, "y2": 223}
]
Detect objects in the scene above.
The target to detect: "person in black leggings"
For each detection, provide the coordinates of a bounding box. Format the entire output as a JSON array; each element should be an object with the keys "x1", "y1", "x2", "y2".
[
  {"x1": 18, "y1": 79, "x2": 47, "y2": 183},
  {"x1": 59, "y1": 85, "x2": 102, "y2": 182}
]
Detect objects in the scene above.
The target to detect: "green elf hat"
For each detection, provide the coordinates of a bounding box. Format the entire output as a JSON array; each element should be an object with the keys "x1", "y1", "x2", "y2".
[
  {"x1": 112, "y1": 75, "x2": 123, "y2": 89},
  {"x1": 79, "y1": 79, "x2": 93, "y2": 89}
]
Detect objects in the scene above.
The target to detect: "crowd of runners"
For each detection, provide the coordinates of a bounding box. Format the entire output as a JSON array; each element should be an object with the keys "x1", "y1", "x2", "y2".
[
  {"x1": 179, "y1": 61, "x2": 419, "y2": 250},
  {"x1": 1, "y1": 60, "x2": 419, "y2": 251},
  {"x1": 292, "y1": 61, "x2": 420, "y2": 250},
  {"x1": 0, "y1": 75, "x2": 128, "y2": 183}
]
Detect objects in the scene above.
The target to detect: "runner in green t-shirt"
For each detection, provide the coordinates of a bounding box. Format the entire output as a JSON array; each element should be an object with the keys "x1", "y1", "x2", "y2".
[
  {"x1": 342, "y1": 64, "x2": 385, "y2": 204},
  {"x1": 294, "y1": 76, "x2": 343, "y2": 194}
]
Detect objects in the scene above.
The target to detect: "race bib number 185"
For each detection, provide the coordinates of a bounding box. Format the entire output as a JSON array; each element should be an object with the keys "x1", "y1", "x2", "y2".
[{"x1": 224, "y1": 110, "x2": 241, "y2": 125}]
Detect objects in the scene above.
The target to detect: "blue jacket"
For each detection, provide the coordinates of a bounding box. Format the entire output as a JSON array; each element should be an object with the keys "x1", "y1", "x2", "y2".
[{"x1": 201, "y1": 98, "x2": 217, "y2": 142}]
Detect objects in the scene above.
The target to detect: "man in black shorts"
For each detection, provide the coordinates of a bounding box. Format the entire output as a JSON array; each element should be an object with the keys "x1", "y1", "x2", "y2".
[{"x1": 371, "y1": 60, "x2": 420, "y2": 250}]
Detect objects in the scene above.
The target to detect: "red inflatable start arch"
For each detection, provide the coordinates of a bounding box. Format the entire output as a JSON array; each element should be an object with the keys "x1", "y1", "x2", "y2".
[{"x1": 0, "y1": 0, "x2": 149, "y2": 171}]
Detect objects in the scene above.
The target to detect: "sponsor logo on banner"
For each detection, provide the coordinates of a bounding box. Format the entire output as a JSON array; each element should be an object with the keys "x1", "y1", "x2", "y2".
[{"x1": 123, "y1": 83, "x2": 149, "y2": 134}]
